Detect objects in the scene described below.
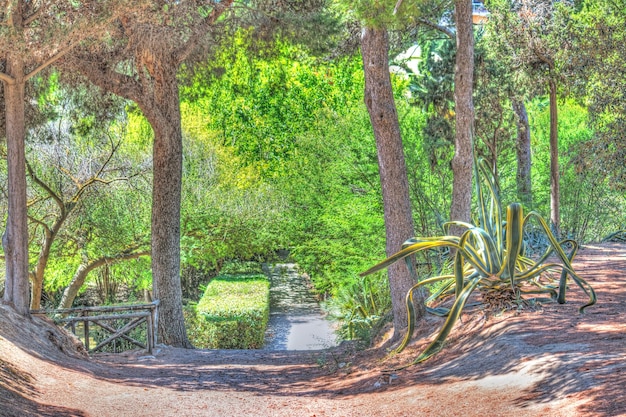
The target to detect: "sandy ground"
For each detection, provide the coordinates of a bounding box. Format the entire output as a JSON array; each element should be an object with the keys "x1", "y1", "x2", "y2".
[{"x1": 1, "y1": 242, "x2": 625, "y2": 417}]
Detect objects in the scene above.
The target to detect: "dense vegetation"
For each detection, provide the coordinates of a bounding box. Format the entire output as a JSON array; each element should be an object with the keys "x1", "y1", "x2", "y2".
[{"x1": 1, "y1": 0, "x2": 625, "y2": 347}]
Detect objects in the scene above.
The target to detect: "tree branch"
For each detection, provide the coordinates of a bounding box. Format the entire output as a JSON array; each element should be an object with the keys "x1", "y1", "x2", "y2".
[
  {"x1": 25, "y1": 43, "x2": 75, "y2": 82},
  {"x1": 0, "y1": 71, "x2": 16, "y2": 85},
  {"x1": 417, "y1": 18, "x2": 455, "y2": 40},
  {"x1": 71, "y1": 55, "x2": 146, "y2": 109},
  {"x1": 24, "y1": 6, "x2": 45, "y2": 26},
  {"x1": 173, "y1": 0, "x2": 234, "y2": 64},
  {"x1": 27, "y1": 215, "x2": 52, "y2": 234},
  {"x1": 26, "y1": 160, "x2": 65, "y2": 213},
  {"x1": 393, "y1": 0, "x2": 404, "y2": 15}
]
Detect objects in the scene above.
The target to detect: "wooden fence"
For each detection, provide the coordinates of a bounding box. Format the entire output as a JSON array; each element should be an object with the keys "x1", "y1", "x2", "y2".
[{"x1": 32, "y1": 300, "x2": 159, "y2": 354}]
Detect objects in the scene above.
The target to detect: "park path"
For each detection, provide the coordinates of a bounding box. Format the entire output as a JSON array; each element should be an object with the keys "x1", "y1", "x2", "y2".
[
  {"x1": 263, "y1": 263, "x2": 338, "y2": 350},
  {"x1": 4, "y1": 243, "x2": 626, "y2": 416}
]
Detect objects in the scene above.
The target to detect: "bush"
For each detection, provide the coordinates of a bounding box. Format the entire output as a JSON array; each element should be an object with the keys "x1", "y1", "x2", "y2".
[{"x1": 187, "y1": 274, "x2": 270, "y2": 349}]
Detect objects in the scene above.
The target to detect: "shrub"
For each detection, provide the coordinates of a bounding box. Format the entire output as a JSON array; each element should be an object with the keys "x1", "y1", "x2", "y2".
[
  {"x1": 324, "y1": 272, "x2": 391, "y2": 343},
  {"x1": 187, "y1": 274, "x2": 270, "y2": 349}
]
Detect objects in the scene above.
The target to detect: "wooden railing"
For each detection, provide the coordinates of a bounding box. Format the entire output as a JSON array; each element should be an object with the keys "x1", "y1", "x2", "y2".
[{"x1": 32, "y1": 300, "x2": 159, "y2": 354}]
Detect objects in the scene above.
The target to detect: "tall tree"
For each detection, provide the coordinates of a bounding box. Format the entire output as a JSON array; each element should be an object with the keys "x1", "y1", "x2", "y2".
[
  {"x1": 488, "y1": 0, "x2": 574, "y2": 234},
  {"x1": 512, "y1": 99, "x2": 532, "y2": 205},
  {"x1": 65, "y1": 0, "x2": 236, "y2": 347},
  {"x1": 569, "y1": 0, "x2": 626, "y2": 191},
  {"x1": 362, "y1": 25, "x2": 426, "y2": 336},
  {"x1": 67, "y1": 0, "x2": 336, "y2": 347},
  {"x1": 0, "y1": 0, "x2": 129, "y2": 315},
  {"x1": 449, "y1": 0, "x2": 475, "y2": 234}
]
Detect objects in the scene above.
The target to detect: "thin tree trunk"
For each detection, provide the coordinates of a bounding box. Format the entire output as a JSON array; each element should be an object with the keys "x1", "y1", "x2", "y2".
[
  {"x1": 513, "y1": 99, "x2": 532, "y2": 207},
  {"x1": 548, "y1": 79, "x2": 560, "y2": 236},
  {"x1": 2, "y1": 53, "x2": 31, "y2": 316},
  {"x1": 30, "y1": 218, "x2": 64, "y2": 310},
  {"x1": 449, "y1": 0, "x2": 475, "y2": 234},
  {"x1": 57, "y1": 251, "x2": 149, "y2": 309},
  {"x1": 361, "y1": 27, "x2": 426, "y2": 337},
  {"x1": 30, "y1": 229, "x2": 53, "y2": 311}
]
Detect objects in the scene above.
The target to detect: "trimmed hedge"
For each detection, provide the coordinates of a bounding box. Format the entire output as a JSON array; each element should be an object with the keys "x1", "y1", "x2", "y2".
[{"x1": 188, "y1": 274, "x2": 270, "y2": 349}]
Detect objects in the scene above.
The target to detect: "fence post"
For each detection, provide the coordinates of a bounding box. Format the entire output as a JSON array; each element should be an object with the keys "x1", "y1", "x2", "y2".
[
  {"x1": 83, "y1": 311, "x2": 90, "y2": 351},
  {"x1": 151, "y1": 300, "x2": 160, "y2": 350}
]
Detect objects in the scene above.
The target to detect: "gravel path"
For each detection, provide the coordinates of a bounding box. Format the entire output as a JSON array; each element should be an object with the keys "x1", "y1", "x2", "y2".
[{"x1": 263, "y1": 263, "x2": 338, "y2": 350}]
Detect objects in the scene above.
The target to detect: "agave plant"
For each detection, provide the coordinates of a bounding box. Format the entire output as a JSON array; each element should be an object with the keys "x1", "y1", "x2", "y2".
[
  {"x1": 361, "y1": 159, "x2": 597, "y2": 364},
  {"x1": 602, "y1": 230, "x2": 626, "y2": 243}
]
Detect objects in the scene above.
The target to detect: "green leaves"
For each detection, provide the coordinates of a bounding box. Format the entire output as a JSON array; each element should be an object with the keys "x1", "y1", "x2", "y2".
[
  {"x1": 361, "y1": 158, "x2": 597, "y2": 364},
  {"x1": 190, "y1": 274, "x2": 270, "y2": 349}
]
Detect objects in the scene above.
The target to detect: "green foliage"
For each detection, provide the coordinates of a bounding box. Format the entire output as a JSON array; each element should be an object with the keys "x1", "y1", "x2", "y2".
[
  {"x1": 407, "y1": 38, "x2": 456, "y2": 164},
  {"x1": 569, "y1": 0, "x2": 626, "y2": 190},
  {"x1": 279, "y1": 106, "x2": 386, "y2": 297},
  {"x1": 528, "y1": 99, "x2": 626, "y2": 241},
  {"x1": 324, "y1": 272, "x2": 391, "y2": 342},
  {"x1": 187, "y1": 274, "x2": 270, "y2": 349},
  {"x1": 181, "y1": 30, "x2": 363, "y2": 178},
  {"x1": 181, "y1": 32, "x2": 391, "y2": 313},
  {"x1": 362, "y1": 159, "x2": 597, "y2": 364},
  {"x1": 219, "y1": 260, "x2": 265, "y2": 275}
]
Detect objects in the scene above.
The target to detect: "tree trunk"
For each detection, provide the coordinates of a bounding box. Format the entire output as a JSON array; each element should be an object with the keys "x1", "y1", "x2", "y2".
[
  {"x1": 30, "y1": 219, "x2": 63, "y2": 310},
  {"x1": 548, "y1": 79, "x2": 560, "y2": 236},
  {"x1": 58, "y1": 262, "x2": 98, "y2": 310},
  {"x1": 513, "y1": 99, "x2": 532, "y2": 207},
  {"x1": 72, "y1": 56, "x2": 192, "y2": 348},
  {"x1": 30, "y1": 230, "x2": 52, "y2": 311},
  {"x1": 449, "y1": 0, "x2": 475, "y2": 234},
  {"x1": 58, "y1": 252, "x2": 149, "y2": 309},
  {"x1": 361, "y1": 27, "x2": 426, "y2": 337},
  {"x1": 140, "y1": 63, "x2": 192, "y2": 348},
  {"x1": 2, "y1": 53, "x2": 31, "y2": 316}
]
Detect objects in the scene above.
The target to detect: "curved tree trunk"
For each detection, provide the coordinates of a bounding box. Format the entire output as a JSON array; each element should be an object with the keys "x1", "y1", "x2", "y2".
[
  {"x1": 2, "y1": 53, "x2": 31, "y2": 316},
  {"x1": 361, "y1": 27, "x2": 426, "y2": 337},
  {"x1": 30, "y1": 229, "x2": 53, "y2": 311},
  {"x1": 57, "y1": 251, "x2": 149, "y2": 309},
  {"x1": 548, "y1": 79, "x2": 560, "y2": 236},
  {"x1": 449, "y1": 0, "x2": 475, "y2": 234},
  {"x1": 58, "y1": 262, "x2": 100, "y2": 310},
  {"x1": 30, "y1": 218, "x2": 64, "y2": 310},
  {"x1": 513, "y1": 99, "x2": 532, "y2": 207}
]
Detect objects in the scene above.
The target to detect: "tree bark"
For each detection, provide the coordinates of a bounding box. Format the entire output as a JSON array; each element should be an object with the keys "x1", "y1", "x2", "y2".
[
  {"x1": 139, "y1": 60, "x2": 192, "y2": 348},
  {"x1": 449, "y1": 0, "x2": 475, "y2": 234},
  {"x1": 512, "y1": 99, "x2": 532, "y2": 207},
  {"x1": 2, "y1": 53, "x2": 31, "y2": 316},
  {"x1": 548, "y1": 79, "x2": 560, "y2": 236},
  {"x1": 30, "y1": 228, "x2": 53, "y2": 311},
  {"x1": 361, "y1": 27, "x2": 426, "y2": 337}
]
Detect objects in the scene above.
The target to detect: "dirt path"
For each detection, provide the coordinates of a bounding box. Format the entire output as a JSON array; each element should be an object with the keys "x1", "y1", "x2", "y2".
[{"x1": 2, "y1": 243, "x2": 625, "y2": 416}]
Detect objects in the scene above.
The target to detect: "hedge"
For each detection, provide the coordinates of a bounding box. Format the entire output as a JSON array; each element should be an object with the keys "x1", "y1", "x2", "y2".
[{"x1": 188, "y1": 274, "x2": 270, "y2": 349}]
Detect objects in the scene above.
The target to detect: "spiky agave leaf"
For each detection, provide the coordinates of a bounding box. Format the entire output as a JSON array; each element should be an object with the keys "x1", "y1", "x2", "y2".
[{"x1": 520, "y1": 212, "x2": 596, "y2": 311}]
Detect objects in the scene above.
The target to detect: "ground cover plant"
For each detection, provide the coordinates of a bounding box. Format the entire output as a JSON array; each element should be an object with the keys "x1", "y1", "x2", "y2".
[
  {"x1": 361, "y1": 159, "x2": 597, "y2": 364},
  {"x1": 187, "y1": 273, "x2": 270, "y2": 349}
]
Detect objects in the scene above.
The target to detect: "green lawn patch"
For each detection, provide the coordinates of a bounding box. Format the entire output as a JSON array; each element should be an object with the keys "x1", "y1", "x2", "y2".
[{"x1": 188, "y1": 274, "x2": 270, "y2": 349}]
